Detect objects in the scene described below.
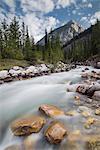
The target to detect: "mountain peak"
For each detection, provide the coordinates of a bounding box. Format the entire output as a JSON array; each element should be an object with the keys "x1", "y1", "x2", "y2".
[{"x1": 37, "y1": 20, "x2": 84, "y2": 45}]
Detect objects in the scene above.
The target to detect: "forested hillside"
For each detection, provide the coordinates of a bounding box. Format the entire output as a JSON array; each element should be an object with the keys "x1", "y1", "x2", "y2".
[
  {"x1": 63, "y1": 20, "x2": 100, "y2": 62},
  {"x1": 0, "y1": 17, "x2": 63, "y2": 64},
  {"x1": 0, "y1": 17, "x2": 100, "y2": 65}
]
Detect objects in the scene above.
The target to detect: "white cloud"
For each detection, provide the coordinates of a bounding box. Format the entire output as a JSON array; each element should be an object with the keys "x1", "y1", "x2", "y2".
[
  {"x1": 90, "y1": 11, "x2": 100, "y2": 24},
  {"x1": 88, "y1": 3, "x2": 92, "y2": 8},
  {"x1": 21, "y1": 0, "x2": 54, "y2": 14},
  {"x1": 56, "y1": 0, "x2": 75, "y2": 8},
  {"x1": 22, "y1": 14, "x2": 59, "y2": 42}
]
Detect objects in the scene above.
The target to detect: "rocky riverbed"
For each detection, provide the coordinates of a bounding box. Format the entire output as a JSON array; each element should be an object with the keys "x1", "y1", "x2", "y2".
[
  {"x1": 0, "y1": 65, "x2": 100, "y2": 150},
  {"x1": 0, "y1": 61, "x2": 75, "y2": 84}
]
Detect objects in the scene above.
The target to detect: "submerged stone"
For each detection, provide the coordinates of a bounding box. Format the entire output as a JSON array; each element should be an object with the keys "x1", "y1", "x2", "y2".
[
  {"x1": 95, "y1": 109, "x2": 100, "y2": 115},
  {"x1": 11, "y1": 115, "x2": 46, "y2": 136},
  {"x1": 5, "y1": 145, "x2": 21, "y2": 150},
  {"x1": 39, "y1": 104, "x2": 64, "y2": 117},
  {"x1": 66, "y1": 110, "x2": 77, "y2": 116},
  {"x1": 84, "y1": 117, "x2": 96, "y2": 129},
  {"x1": 45, "y1": 121, "x2": 67, "y2": 144}
]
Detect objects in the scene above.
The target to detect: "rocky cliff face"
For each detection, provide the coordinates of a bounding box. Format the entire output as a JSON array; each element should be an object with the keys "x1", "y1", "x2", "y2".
[{"x1": 37, "y1": 20, "x2": 84, "y2": 46}]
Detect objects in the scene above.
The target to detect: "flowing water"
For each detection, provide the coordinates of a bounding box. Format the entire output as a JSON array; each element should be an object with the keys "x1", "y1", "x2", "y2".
[{"x1": 0, "y1": 66, "x2": 99, "y2": 150}]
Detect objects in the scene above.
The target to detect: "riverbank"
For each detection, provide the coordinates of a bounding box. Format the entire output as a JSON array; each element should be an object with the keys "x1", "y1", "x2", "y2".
[{"x1": 0, "y1": 61, "x2": 75, "y2": 84}]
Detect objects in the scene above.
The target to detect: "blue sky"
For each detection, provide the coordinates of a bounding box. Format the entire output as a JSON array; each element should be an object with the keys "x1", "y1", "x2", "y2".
[{"x1": 0, "y1": 0, "x2": 100, "y2": 42}]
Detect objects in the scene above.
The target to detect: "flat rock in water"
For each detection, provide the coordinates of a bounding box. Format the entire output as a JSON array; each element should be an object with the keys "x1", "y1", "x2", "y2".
[
  {"x1": 45, "y1": 121, "x2": 67, "y2": 144},
  {"x1": 39, "y1": 104, "x2": 64, "y2": 117},
  {"x1": 11, "y1": 115, "x2": 46, "y2": 136}
]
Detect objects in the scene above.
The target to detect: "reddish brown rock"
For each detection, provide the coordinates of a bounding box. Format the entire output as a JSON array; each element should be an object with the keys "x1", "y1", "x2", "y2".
[
  {"x1": 45, "y1": 121, "x2": 67, "y2": 144},
  {"x1": 39, "y1": 104, "x2": 64, "y2": 117},
  {"x1": 76, "y1": 85, "x2": 89, "y2": 94},
  {"x1": 11, "y1": 115, "x2": 46, "y2": 136}
]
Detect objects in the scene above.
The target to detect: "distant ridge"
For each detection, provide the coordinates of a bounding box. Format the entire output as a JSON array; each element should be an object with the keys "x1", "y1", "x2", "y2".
[{"x1": 37, "y1": 20, "x2": 84, "y2": 46}]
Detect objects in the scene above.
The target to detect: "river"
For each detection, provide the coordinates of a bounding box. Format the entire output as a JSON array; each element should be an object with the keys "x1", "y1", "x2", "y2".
[{"x1": 0, "y1": 66, "x2": 99, "y2": 150}]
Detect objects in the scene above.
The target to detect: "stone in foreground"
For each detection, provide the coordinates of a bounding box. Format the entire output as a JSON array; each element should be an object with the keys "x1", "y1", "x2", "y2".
[
  {"x1": 11, "y1": 115, "x2": 46, "y2": 136},
  {"x1": 39, "y1": 104, "x2": 64, "y2": 117},
  {"x1": 45, "y1": 121, "x2": 67, "y2": 144}
]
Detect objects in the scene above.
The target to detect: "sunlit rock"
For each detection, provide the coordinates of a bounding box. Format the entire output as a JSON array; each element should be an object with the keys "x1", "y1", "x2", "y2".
[
  {"x1": 84, "y1": 135, "x2": 100, "y2": 150},
  {"x1": 9, "y1": 69, "x2": 22, "y2": 77},
  {"x1": 95, "y1": 109, "x2": 100, "y2": 115},
  {"x1": 45, "y1": 121, "x2": 67, "y2": 144},
  {"x1": 39, "y1": 64, "x2": 49, "y2": 73},
  {"x1": 11, "y1": 115, "x2": 46, "y2": 136},
  {"x1": 39, "y1": 104, "x2": 64, "y2": 117},
  {"x1": 12, "y1": 66, "x2": 23, "y2": 71},
  {"x1": 84, "y1": 117, "x2": 96, "y2": 129},
  {"x1": 25, "y1": 66, "x2": 38, "y2": 75},
  {"x1": 0, "y1": 70, "x2": 9, "y2": 79}
]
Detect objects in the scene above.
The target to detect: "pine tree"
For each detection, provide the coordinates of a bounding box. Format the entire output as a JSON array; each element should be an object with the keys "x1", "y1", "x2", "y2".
[
  {"x1": 8, "y1": 16, "x2": 23, "y2": 59},
  {"x1": 24, "y1": 26, "x2": 35, "y2": 61},
  {"x1": 43, "y1": 29, "x2": 48, "y2": 61},
  {"x1": 0, "y1": 28, "x2": 3, "y2": 59},
  {"x1": 21, "y1": 22, "x2": 26, "y2": 53},
  {"x1": 92, "y1": 20, "x2": 100, "y2": 55}
]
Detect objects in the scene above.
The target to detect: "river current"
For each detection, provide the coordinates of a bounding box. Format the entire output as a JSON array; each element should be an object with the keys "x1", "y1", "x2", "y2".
[{"x1": 0, "y1": 66, "x2": 99, "y2": 150}]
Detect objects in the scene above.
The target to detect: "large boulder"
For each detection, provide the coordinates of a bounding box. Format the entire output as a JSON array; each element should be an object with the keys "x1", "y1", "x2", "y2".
[
  {"x1": 92, "y1": 91, "x2": 100, "y2": 101},
  {"x1": 11, "y1": 115, "x2": 46, "y2": 136},
  {"x1": 25, "y1": 66, "x2": 39, "y2": 76},
  {"x1": 76, "y1": 84, "x2": 100, "y2": 97},
  {"x1": 96, "y1": 62, "x2": 100, "y2": 69},
  {"x1": 45, "y1": 121, "x2": 67, "y2": 144},
  {"x1": 12, "y1": 66, "x2": 23, "y2": 71},
  {"x1": 9, "y1": 69, "x2": 22, "y2": 77},
  {"x1": 39, "y1": 104, "x2": 64, "y2": 117},
  {"x1": 39, "y1": 64, "x2": 49, "y2": 73},
  {"x1": 76, "y1": 84, "x2": 89, "y2": 95},
  {"x1": 86, "y1": 84, "x2": 100, "y2": 97},
  {"x1": 0, "y1": 70, "x2": 9, "y2": 79}
]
